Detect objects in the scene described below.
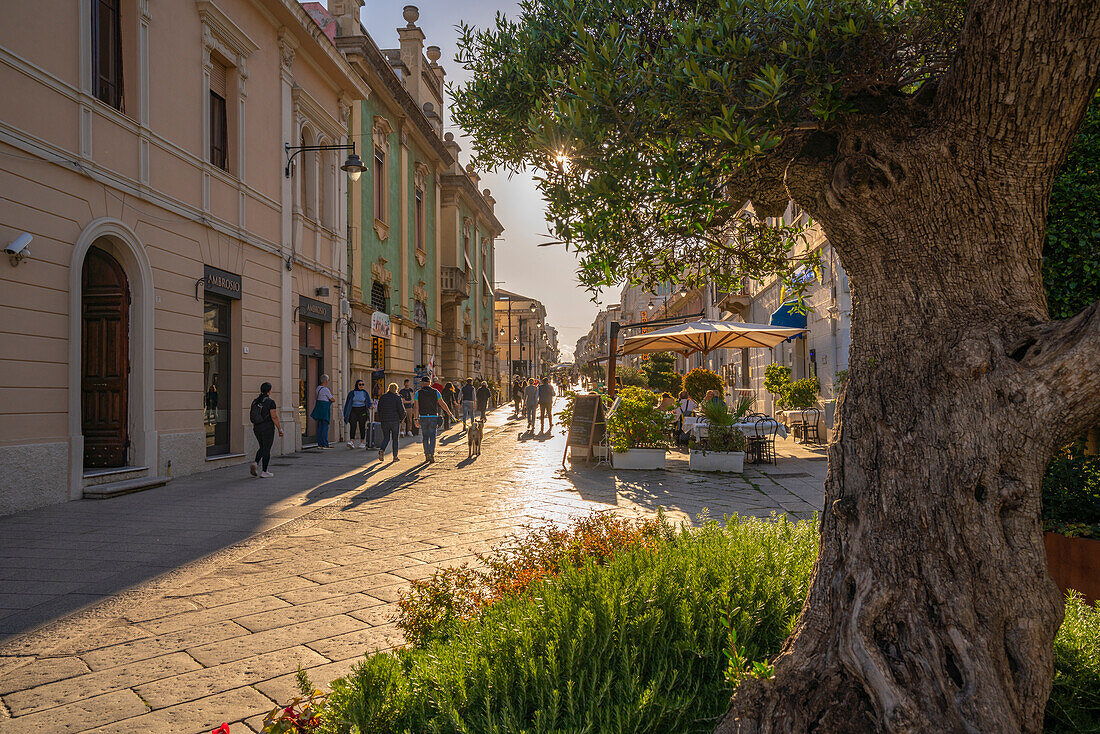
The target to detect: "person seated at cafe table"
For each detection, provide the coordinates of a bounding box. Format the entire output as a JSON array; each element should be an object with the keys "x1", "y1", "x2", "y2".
[
  {"x1": 703, "y1": 389, "x2": 726, "y2": 411},
  {"x1": 658, "y1": 392, "x2": 676, "y2": 411}
]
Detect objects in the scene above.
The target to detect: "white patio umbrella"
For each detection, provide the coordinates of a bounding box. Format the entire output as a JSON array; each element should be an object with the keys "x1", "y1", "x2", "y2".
[{"x1": 620, "y1": 319, "x2": 806, "y2": 356}]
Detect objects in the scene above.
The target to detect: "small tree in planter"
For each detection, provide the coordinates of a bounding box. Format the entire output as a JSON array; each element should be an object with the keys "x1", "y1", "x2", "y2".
[
  {"x1": 607, "y1": 386, "x2": 671, "y2": 469},
  {"x1": 782, "y1": 377, "x2": 820, "y2": 410},
  {"x1": 643, "y1": 352, "x2": 682, "y2": 395},
  {"x1": 683, "y1": 368, "x2": 723, "y2": 403},
  {"x1": 763, "y1": 364, "x2": 791, "y2": 401},
  {"x1": 690, "y1": 398, "x2": 753, "y2": 473}
]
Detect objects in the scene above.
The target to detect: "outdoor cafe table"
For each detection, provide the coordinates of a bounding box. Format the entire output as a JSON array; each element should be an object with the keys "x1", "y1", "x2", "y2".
[{"x1": 684, "y1": 417, "x2": 789, "y2": 442}]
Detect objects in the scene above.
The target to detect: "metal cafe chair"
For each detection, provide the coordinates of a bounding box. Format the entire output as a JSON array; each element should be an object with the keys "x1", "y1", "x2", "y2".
[
  {"x1": 797, "y1": 408, "x2": 822, "y2": 444},
  {"x1": 752, "y1": 417, "x2": 779, "y2": 465}
]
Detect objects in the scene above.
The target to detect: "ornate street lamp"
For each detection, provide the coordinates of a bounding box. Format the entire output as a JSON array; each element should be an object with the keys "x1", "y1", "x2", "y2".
[{"x1": 284, "y1": 142, "x2": 367, "y2": 180}]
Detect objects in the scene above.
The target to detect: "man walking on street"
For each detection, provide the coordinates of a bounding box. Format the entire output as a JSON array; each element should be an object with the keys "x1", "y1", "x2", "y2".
[
  {"x1": 415, "y1": 377, "x2": 454, "y2": 462},
  {"x1": 249, "y1": 382, "x2": 283, "y2": 478},
  {"x1": 374, "y1": 382, "x2": 406, "y2": 462},
  {"x1": 523, "y1": 378, "x2": 539, "y2": 433},
  {"x1": 399, "y1": 379, "x2": 416, "y2": 437},
  {"x1": 538, "y1": 378, "x2": 556, "y2": 433},
  {"x1": 476, "y1": 380, "x2": 492, "y2": 422},
  {"x1": 511, "y1": 377, "x2": 523, "y2": 416},
  {"x1": 460, "y1": 377, "x2": 477, "y2": 429}
]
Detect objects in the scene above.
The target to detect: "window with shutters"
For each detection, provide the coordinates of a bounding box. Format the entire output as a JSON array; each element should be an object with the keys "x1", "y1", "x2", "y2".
[
  {"x1": 373, "y1": 146, "x2": 386, "y2": 222},
  {"x1": 208, "y1": 60, "x2": 228, "y2": 169},
  {"x1": 92, "y1": 0, "x2": 124, "y2": 110},
  {"x1": 414, "y1": 187, "x2": 426, "y2": 257}
]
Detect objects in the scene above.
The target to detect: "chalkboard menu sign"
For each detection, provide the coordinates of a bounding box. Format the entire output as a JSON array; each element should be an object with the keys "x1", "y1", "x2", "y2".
[{"x1": 563, "y1": 394, "x2": 606, "y2": 466}]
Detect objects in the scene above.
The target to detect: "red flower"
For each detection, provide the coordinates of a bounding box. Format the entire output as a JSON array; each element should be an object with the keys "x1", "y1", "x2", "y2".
[{"x1": 211, "y1": 725, "x2": 231, "y2": 734}]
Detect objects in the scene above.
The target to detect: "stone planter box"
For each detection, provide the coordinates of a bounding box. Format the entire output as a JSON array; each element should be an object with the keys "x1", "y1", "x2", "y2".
[
  {"x1": 689, "y1": 450, "x2": 745, "y2": 473},
  {"x1": 612, "y1": 448, "x2": 667, "y2": 470},
  {"x1": 1045, "y1": 532, "x2": 1100, "y2": 604}
]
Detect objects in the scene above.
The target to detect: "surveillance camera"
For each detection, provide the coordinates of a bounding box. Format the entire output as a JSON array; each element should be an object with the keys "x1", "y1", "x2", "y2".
[
  {"x1": 5, "y1": 233, "x2": 31, "y2": 256},
  {"x1": 5, "y1": 233, "x2": 31, "y2": 265}
]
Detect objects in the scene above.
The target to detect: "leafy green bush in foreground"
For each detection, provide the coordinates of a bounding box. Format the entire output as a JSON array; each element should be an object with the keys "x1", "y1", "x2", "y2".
[
  {"x1": 1048, "y1": 592, "x2": 1100, "y2": 733},
  {"x1": 321, "y1": 514, "x2": 816, "y2": 734},
  {"x1": 302, "y1": 512, "x2": 1100, "y2": 734}
]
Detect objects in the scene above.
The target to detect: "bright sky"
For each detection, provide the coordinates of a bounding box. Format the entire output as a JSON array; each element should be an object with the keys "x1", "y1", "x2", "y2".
[{"x1": 350, "y1": 1, "x2": 604, "y2": 361}]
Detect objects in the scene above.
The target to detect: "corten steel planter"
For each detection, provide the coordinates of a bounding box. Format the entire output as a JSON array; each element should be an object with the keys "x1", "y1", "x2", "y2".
[
  {"x1": 1044, "y1": 532, "x2": 1100, "y2": 604},
  {"x1": 689, "y1": 450, "x2": 746, "y2": 473}
]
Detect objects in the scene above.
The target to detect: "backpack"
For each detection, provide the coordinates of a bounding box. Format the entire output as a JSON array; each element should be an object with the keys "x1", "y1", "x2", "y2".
[{"x1": 250, "y1": 396, "x2": 271, "y2": 425}]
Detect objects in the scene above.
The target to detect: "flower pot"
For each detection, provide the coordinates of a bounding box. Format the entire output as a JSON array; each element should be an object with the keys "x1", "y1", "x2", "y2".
[
  {"x1": 689, "y1": 450, "x2": 745, "y2": 473},
  {"x1": 1044, "y1": 532, "x2": 1100, "y2": 604},
  {"x1": 612, "y1": 448, "x2": 667, "y2": 470}
]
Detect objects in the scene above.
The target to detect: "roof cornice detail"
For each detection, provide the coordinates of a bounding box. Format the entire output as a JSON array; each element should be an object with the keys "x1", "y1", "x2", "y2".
[
  {"x1": 335, "y1": 34, "x2": 452, "y2": 165},
  {"x1": 441, "y1": 172, "x2": 503, "y2": 235}
]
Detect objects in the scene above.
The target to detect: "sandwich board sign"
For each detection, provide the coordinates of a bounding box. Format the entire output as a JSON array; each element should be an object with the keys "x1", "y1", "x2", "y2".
[{"x1": 562, "y1": 393, "x2": 606, "y2": 466}]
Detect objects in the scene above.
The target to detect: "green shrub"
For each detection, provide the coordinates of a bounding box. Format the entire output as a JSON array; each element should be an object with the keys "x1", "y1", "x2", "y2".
[
  {"x1": 643, "y1": 352, "x2": 682, "y2": 394},
  {"x1": 1042, "y1": 441, "x2": 1100, "y2": 538},
  {"x1": 833, "y1": 369, "x2": 848, "y2": 393},
  {"x1": 1047, "y1": 593, "x2": 1100, "y2": 733},
  {"x1": 395, "y1": 512, "x2": 665, "y2": 646},
  {"x1": 617, "y1": 366, "x2": 649, "y2": 387},
  {"x1": 321, "y1": 514, "x2": 818, "y2": 734},
  {"x1": 606, "y1": 385, "x2": 672, "y2": 452},
  {"x1": 698, "y1": 398, "x2": 754, "y2": 453},
  {"x1": 763, "y1": 364, "x2": 791, "y2": 397},
  {"x1": 782, "y1": 377, "x2": 820, "y2": 410},
  {"x1": 684, "y1": 368, "x2": 724, "y2": 403}
]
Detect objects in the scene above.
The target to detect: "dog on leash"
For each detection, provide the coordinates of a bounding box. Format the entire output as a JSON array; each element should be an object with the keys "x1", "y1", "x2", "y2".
[{"x1": 468, "y1": 416, "x2": 484, "y2": 458}]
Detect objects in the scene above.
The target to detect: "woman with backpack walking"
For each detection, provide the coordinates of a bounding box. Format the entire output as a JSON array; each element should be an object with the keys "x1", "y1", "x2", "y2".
[
  {"x1": 343, "y1": 379, "x2": 373, "y2": 449},
  {"x1": 249, "y1": 382, "x2": 283, "y2": 478}
]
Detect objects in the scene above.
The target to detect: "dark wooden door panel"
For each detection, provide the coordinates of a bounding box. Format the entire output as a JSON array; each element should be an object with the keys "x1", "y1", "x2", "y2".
[{"x1": 81, "y1": 246, "x2": 129, "y2": 468}]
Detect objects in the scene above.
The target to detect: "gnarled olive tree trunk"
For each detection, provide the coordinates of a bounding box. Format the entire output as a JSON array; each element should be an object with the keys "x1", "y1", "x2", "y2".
[{"x1": 717, "y1": 2, "x2": 1100, "y2": 732}]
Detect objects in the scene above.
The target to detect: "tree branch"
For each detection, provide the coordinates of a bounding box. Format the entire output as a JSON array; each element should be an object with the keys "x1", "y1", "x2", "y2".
[
  {"x1": 936, "y1": 0, "x2": 1100, "y2": 160},
  {"x1": 1021, "y1": 299, "x2": 1100, "y2": 445}
]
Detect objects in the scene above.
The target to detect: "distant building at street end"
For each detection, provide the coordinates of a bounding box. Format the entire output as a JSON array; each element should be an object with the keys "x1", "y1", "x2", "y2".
[{"x1": 494, "y1": 291, "x2": 558, "y2": 380}]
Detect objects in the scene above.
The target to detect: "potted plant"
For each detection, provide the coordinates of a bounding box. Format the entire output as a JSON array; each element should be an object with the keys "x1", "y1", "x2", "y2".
[
  {"x1": 1042, "y1": 441, "x2": 1100, "y2": 603},
  {"x1": 608, "y1": 386, "x2": 671, "y2": 469},
  {"x1": 683, "y1": 367, "x2": 724, "y2": 403},
  {"x1": 690, "y1": 397, "x2": 752, "y2": 472}
]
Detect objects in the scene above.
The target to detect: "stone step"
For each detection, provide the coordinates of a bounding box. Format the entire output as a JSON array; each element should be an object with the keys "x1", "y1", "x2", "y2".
[{"x1": 83, "y1": 476, "x2": 170, "y2": 499}]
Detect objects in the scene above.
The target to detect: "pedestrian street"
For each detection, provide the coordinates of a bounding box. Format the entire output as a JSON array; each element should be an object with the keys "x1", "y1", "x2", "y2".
[{"x1": 0, "y1": 402, "x2": 824, "y2": 733}]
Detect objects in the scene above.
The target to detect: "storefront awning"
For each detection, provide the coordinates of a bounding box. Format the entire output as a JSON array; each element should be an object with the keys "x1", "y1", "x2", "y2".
[{"x1": 769, "y1": 302, "x2": 806, "y2": 341}]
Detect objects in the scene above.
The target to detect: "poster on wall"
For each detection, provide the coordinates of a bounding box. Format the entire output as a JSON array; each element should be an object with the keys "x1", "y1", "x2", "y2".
[
  {"x1": 371, "y1": 311, "x2": 392, "y2": 338},
  {"x1": 413, "y1": 300, "x2": 428, "y2": 328}
]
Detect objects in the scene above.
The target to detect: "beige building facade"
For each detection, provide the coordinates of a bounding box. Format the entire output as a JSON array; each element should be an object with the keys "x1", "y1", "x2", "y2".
[{"x1": 0, "y1": 0, "x2": 368, "y2": 514}]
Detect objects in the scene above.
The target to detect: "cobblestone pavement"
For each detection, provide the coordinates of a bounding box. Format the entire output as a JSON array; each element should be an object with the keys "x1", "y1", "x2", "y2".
[{"x1": 0, "y1": 402, "x2": 825, "y2": 733}]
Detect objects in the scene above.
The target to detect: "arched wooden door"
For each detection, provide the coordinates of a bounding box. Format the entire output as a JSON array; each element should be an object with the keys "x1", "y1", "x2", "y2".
[{"x1": 82, "y1": 245, "x2": 129, "y2": 467}]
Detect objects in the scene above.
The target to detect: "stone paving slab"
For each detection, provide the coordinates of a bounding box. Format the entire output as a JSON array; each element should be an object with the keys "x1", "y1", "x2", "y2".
[{"x1": 0, "y1": 401, "x2": 826, "y2": 732}]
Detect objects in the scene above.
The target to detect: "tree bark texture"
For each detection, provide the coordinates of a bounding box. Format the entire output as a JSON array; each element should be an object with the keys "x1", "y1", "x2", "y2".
[{"x1": 715, "y1": 1, "x2": 1100, "y2": 731}]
